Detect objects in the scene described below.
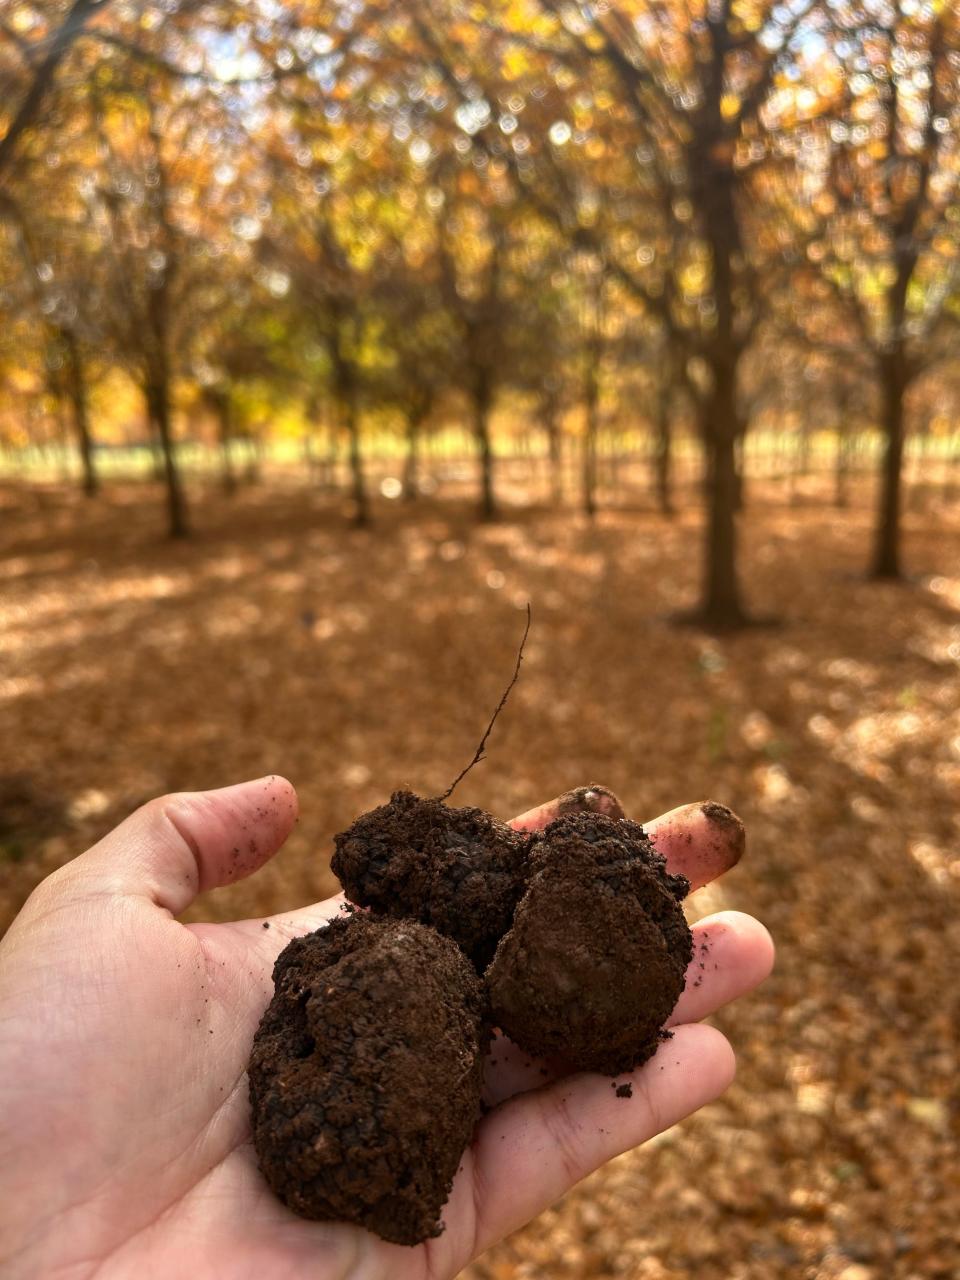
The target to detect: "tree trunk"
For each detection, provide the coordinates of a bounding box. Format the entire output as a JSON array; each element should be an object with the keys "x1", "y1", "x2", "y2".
[
  {"x1": 799, "y1": 417, "x2": 812, "y2": 477},
  {"x1": 302, "y1": 392, "x2": 319, "y2": 482},
  {"x1": 216, "y1": 392, "x2": 236, "y2": 496},
  {"x1": 244, "y1": 429, "x2": 262, "y2": 485},
  {"x1": 688, "y1": 117, "x2": 750, "y2": 626},
  {"x1": 302, "y1": 431, "x2": 316, "y2": 480},
  {"x1": 63, "y1": 330, "x2": 97, "y2": 496},
  {"x1": 790, "y1": 416, "x2": 811, "y2": 506},
  {"x1": 654, "y1": 381, "x2": 674, "y2": 516},
  {"x1": 835, "y1": 431, "x2": 850, "y2": 508},
  {"x1": 582, "y1": 345, "x2": 600, "y2": 519},
  {"x1": 871, "y1": 350, "x2": 906, "y2": 579},
  {"x1": 545, "y1": 408, "x2": 562, "y2": 507},
  {"x1": 402, "y1": 409, "x2": 420, "y2": 501},
  {"x1": 323, "y1": 419, "x2": 338, "y2": 490},
  {"x1": 344, "y1": 390, "x2": 368, "y2": 526},
  {"x1": 150, "y1": 433, "x2": 165, "y2": 482},
  {"x1": 146, "y1": 377, "x2": 189, "y2": 538},
  {"x1": 582, "y1": 406, "x2": 598, "y2": 519},
  {"x1": 473, "y1": 371, "x2": 496, "y2": 520},
  {"x1": 53, "y1": 403, "x2": 71, "y2": 483},
  {"x1": 698, "y1": 360, "x2": 747, "y2": 628}
]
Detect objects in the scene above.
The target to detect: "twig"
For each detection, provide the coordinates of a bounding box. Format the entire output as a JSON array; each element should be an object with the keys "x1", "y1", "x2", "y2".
[{"x1": 438, "y1": 604, "x2": 532, "y2": 802}]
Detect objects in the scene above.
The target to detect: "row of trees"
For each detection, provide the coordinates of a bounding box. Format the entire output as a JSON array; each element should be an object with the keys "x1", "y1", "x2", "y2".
[{"x1": 2, "y1": 1, "x2": 959, "y2": 627}]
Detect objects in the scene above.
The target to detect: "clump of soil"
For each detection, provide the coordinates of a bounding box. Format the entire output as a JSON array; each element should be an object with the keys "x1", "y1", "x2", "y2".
[
  {"x1": 248, "y1": 913, "x2": 487, "y2": 1246},
  {"x1": 331, "y1": 789, "x2": 534, "y2": 970},
  {"x1": 253, "y1": 787, "x2": 716, "y2": 1244},
  {"x1": 486, "y1": 813, "x2": 693, "y2": 1075}
]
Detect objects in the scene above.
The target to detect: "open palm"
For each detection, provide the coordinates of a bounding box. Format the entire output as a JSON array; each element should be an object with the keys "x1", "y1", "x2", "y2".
[{"x1": 0, "y1": 777, "x2": 772, "y2": 1280}]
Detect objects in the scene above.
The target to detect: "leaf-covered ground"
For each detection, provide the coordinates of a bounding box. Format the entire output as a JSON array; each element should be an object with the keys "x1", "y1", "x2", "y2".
[{"x1": 1, "y1": 475, "x2": 958, "y2": 1279}]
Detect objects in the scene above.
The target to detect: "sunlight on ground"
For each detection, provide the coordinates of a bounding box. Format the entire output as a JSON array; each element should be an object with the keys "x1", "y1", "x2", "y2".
[{"x1": 1, "y1": 479, "x2": 958, "y2": 1279}]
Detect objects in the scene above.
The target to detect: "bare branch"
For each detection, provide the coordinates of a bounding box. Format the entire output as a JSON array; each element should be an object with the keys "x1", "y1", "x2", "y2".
[{"x1": 0, "y1": 0, "x2": 110, "y2": 185}]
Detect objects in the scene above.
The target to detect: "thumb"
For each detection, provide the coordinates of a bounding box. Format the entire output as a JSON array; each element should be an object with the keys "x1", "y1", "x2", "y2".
[{"x1": 53, "y1": 775, "x2": 298, "y2": 915}]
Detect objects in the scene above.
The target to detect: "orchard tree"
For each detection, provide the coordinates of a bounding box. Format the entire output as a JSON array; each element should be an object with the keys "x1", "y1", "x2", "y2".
[
  {"x1": 0, "y1": 0, "x2": 111, "y2": 185},
  {"x1": 411, "y1": 0, "x2": 832, "y2": 624},
  {"x1": 809, "y1": 2, "x2": 960, "y2": 577},
  {"x1": 84, "y1": 58, "x2": 256, "y2": 536},
  {"x1": 0, "y1": 176, "x2": 105, "y2": 497}
]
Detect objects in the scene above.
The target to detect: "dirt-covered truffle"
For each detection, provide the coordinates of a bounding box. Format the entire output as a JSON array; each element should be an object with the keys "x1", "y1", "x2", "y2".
[
  {"x1": 486, "y1": 813, "x2": 693, "y2": 1075},
  {"x1": 248, "y1": 913, "x2": 487, "y2": 1246},
  {"x1": 331, "y1": 789, "x2": 534, "y2": 970}
]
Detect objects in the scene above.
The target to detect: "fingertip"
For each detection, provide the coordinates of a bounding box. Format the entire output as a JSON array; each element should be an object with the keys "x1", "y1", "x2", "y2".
[
  {"x1": 735, "y1": 910, "x2": 775, "y2": 979},
  {"x1": 665, "y1": 1024, "x2": 742, "y2": 1095},
  {"x1": 670, "y1": 911, "x2": 774, "y2": 1029},
  {"x1": 728, "y1": 911, "x2": 775, "y2": 990},
  {"x1": 702, "y1": 909, "x2": 775, "y2": 972},
  {"x1": 693, "y1": 1022, "x2": 737, "y2": 1091},
  {"x1": 225, "y1": 773, "x2": 298, "y2": 811},
  {"x1": 267, "y1": 774, "x2": 299, "y2": 815},
  {"x1": 468, "y1": 1020, "x2": 739, "y2": 1255},
  {"x1": 196, "y1": 775, "x2": 299, "y2": 887},
  {"x1": 249, "y1": 774, "x2": 300, "y2": 831},
  {"x1": 510, "y1": 783, "x2": 625, "y2": 832},
  {"x1": 699, "y1": 800, "x2": 745, "y2": 863},
  {"x1": 94, "y1": 775, "x2": 302, "y2": 914},
  {"x1": 646, "y1": 800, "x2": 746, "y2": 890}
]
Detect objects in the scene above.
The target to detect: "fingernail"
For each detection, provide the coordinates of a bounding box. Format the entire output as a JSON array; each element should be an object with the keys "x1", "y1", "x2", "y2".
[
  {"x1": 554, "y1": 784, "x2": 625, "y2": 820},
  {"x1": 700, "y1": 801, "x2": 746, "y2": 867}
]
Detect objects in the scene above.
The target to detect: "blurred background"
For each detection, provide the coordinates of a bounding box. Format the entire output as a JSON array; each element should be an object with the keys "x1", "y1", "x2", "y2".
[{"x1": 1, "y1": 2, "x2": 958, "y2": 1277}]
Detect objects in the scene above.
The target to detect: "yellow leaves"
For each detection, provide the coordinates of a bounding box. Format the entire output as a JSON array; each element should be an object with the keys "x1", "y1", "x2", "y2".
[
  {"x1": 721, "y1": 93, "x2": 741, "y2": 122},
  {"x1": 10, "y1": 6, "x2": 36, "y2": 34},
  {"x1": 795, "y1": 87, "x2": 818, "y2": 117},
  {"x1": 732, "y1": 0, "x2": 765, "y2": 35},
  {"x1": 6, "y1": 364, "x2": 39, "y2": 395},
  {"x1": 458, "y1": 168, "x2": 480, "y2": 199},
  {"x1": 679, "y1": 260, "x2": 707, "y2": 296},
  {"x1": 905, "y1": 1097, "x2": 949, "y2": 1133},
  {"x1": 502, "y1": 46, "x2": 529, "y2": 81}
]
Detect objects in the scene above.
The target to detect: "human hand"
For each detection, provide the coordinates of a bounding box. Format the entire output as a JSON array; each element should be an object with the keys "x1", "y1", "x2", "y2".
[{"x1": 0, "y1": 778, "x2": 773, "y2": 1280}]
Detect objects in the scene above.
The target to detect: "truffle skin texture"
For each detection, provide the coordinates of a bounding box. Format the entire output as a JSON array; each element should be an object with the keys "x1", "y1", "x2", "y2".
[
  {"x1": 331, "y1": 790, "x2": 534, "y2": 971},
  {"x1": 248, "y1": 914, "x2": 487, "y2": 1246},
  {"x1": 486, "y1": 813, "x2": 694, "y2": 1076}
]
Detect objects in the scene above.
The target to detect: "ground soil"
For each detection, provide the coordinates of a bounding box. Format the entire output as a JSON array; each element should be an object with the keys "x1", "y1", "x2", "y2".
[
  {"x1": 1, "y1": 474, "x2": 958, "y2": 1278},
  {"x1": 487, "y1": 813, "x2": 692, "y2": 1073}
]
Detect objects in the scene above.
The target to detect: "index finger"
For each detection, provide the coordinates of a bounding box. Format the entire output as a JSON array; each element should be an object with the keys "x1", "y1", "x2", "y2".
[{"x1": 510, "y1": 788, "x2": 744, "y2": 892}]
